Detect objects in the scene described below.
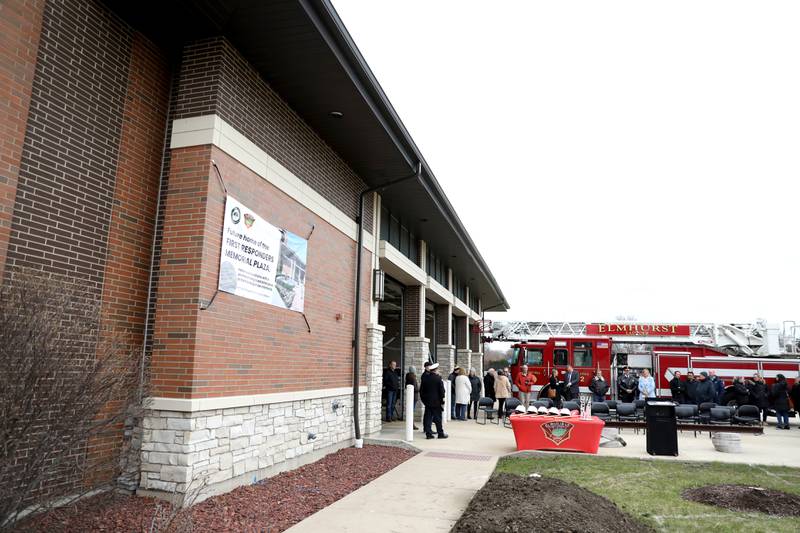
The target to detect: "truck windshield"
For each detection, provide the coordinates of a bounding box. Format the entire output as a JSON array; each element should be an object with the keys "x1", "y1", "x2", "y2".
[
  {"x1": 527, "y1": 349, "x2": 543, "y2": 366},
  {"x1": 511, "y1": 347, "x2": 520, "y2": 365},
  {"x1": 573, "y1": 342, "x2": 593, "y2": 367}
]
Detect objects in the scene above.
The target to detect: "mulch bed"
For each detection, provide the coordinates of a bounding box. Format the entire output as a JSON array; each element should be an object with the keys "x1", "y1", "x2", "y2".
[
  {"x1": 18, "y1": 444, "x2": 416, "y2": 532},
  {"x1": 451, "y1": 473, "x2": 653, "y2": 533},
  {"x1": 682, "y1": 484, "x2": 800, "y2": 516}
]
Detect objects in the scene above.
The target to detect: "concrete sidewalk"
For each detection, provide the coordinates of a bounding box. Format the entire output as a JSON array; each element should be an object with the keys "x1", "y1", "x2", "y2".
[
  {"x1": 286, "y1": 416, "x2": 800, "y2": 532},
  {"x1": 285, "y1": 419, "x2": 507, "y2": 533}
]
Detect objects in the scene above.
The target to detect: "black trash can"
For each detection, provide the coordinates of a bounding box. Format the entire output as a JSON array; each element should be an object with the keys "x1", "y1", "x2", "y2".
[{"x1": 645, "y1": 399, "x2": 678, "y2": 456}]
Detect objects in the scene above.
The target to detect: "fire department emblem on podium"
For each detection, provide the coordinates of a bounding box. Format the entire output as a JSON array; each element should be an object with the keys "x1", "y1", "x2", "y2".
[{"x1": 541, "y1": 421, "x2": 574, "y2": 446}]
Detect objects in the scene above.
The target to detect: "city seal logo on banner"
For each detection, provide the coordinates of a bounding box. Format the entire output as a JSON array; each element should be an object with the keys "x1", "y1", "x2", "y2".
[{"x1": 541, "y1": 421, "x2": 574, "y2": 446}]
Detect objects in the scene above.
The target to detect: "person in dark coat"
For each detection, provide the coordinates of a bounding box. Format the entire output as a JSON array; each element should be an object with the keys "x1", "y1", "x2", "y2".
[
  {"x1": 731, "y1": 376, "x2": 749, "y2": 407},
  {"x1": 589, "y1": 371, "x2": 609, "y2": 402},
  {"x1": 548, "y1": 368, "x2": 562, "y2": 408},
  {"x1": 563, "y1": 365, "x2": 580, "y2": 401},
  {"x1": 618, "y1": 367, "x2": 637, "y2": 403},
  {"x1": 791, "y1": 379, "x2": 800, "y2": 427},
  {"x1": 483, "y1": 368, "x2": 496, "y2": 403},
  {"x1": 694, "y1": 371, "x2": 715, "y2": 405},
  {"x1": 709, "y1": 370, "x2": 725, "y2": 403},
  {"x1": 770, "y1": 374, "x2": 791, "y2": 429},
  {"x1": 669, "y1": 371, "x2": 687, "y2": 404},
  {"x1": 468, "y1": 368, "x2": 482, "y2": 419},
  {"x1": 448, "y1": 367, "x2": 460, "y2": 420},
  {"x1": 685, "y1": 371, "x2": 698, "y2": 404},
  {"x1": 747, "y1": 373, "x2": 769, "y2": 422},
  {"x1": 420, "y1": 363, "x2": 447, "y2": 439},
  {"x1": 405, "y1": 366, "x2": 420, "y2": 430},
  {"x1": 382, "y1": 360, "x2": 400, "y2": 422}
]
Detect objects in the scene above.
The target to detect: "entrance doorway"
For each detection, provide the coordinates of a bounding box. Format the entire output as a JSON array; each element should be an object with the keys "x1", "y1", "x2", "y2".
[
  {"x1": 425, "y1": 299, "x2": 437, "y2": 363},
  {"x1": 378, "y1": 276, "x2": 404, "y2": 421}
]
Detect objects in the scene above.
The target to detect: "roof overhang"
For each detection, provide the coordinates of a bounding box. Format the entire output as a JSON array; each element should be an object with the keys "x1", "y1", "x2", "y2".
[{"x1": 105, "y1": 0, "x2": 508, "y2": 310}]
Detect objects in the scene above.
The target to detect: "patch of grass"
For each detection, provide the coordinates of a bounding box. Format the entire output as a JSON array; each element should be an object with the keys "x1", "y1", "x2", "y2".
[{"x1": 497, "y1": 455, "x2": 800, "y2": 532}]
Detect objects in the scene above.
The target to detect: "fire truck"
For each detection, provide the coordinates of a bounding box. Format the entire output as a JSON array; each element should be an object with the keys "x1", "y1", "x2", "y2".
[{"x1": 494, "y1": 321, "x2": 800, "y2": 405}]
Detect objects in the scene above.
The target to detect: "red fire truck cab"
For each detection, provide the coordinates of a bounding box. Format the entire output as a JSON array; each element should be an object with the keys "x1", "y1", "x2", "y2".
[{"x1": 508, "y1": 337, "x2": 613, "y2": 398}]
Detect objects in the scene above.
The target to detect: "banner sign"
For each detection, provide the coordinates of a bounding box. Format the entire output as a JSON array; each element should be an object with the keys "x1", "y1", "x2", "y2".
[
  {"x1": 218, "y1": 196, "x2": 307, "y2": 312},
  {"x1": 586, "y1": 323, "x2": 691, "y2": 336}
]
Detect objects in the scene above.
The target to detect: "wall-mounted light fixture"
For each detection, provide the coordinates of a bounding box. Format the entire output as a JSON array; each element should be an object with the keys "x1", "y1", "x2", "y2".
[{"x1": 372, "y1": 269, "x2": 385, "y2": 301}]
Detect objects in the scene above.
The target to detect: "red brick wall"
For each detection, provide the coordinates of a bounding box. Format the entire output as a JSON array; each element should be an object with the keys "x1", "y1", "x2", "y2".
[
  {"x1": 455, "y1": 315, "x2": 468, "y2": 350},
  {"x1": 149, "y1": 147, "x2": 370, "y2": 398},
  {"x1": 173, "y1": 37, "x2": 372, "y2": 227},
  {"x1": 0, "y1": 0, "x2": 44, "y2": 277},
  {"x1": 0, "y1": 0, "x2": 173, "y2": 502},
  {"x1": 88, "y1": 32, "x2": 171, "y2": 476},
  {"x1": 435, "y1": 304, "x2": 450, "y2": 345},
  {"x1": 149, "y1": 145, "x2": 208, "y2": 396},
  {"x1": 403, "y1": 285, "x2": 423, "y2": 337}
]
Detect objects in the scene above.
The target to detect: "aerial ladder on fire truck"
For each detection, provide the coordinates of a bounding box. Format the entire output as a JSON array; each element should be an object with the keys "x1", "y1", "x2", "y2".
[{"x1": 490, "y1": 320, "x2": 800, "y2": 357}]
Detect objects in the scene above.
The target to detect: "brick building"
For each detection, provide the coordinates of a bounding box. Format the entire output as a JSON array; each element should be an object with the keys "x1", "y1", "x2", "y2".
[{"x1": 0, "y1": 0, "x2": 508, "y2": 501}]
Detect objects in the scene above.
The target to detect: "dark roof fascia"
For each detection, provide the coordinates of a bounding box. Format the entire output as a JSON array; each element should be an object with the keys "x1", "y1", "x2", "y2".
[{"x1": 301, "y1": 0, "x2": 509, "y2": 311}]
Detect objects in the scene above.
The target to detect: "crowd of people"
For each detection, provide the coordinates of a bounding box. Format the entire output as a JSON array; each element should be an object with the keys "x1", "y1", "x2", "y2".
[
  {"x1": 385, "y1": 361, "x2": 800, "y2": 432},
  {"x1": 667, "y1": 369, "x2": 798, "y2": 427}
]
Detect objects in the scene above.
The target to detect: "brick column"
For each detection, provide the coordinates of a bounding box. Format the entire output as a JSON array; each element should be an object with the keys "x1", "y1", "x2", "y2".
[
  {"x1": 0, "y1": 0, "x2": 45, "y2": 277},
  {"x1": 365, "y1": 323, "x2": 384, "y2": 435},
  {"x1": 434, "y1": 303, "x2": 454, "y2": 374},
  {"x1": 403, "y1": 284, "x2": 429, "y2": 370},
  {"x1": 455, "y1": 316, "x2": 468, "y2": 351}
]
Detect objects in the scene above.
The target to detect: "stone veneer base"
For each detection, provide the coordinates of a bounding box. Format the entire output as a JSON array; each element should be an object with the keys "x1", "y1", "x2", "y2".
[{"x1": 139, "y1": 391, "x2": 375, "y2": 503}]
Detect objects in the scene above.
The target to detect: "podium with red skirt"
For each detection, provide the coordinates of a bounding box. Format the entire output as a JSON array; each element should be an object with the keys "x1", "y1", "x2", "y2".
[{"x1": 509, "y1": 414, "x2": 605, "y2": 454}]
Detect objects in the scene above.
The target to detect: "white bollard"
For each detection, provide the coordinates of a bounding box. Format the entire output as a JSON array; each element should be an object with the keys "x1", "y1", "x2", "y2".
[
  {"x1": 405, "y1": 384, "x2": 414, "y2": 441},
  {"x1": 444, "y1": 379, "x2": 451, "y2": 425}
]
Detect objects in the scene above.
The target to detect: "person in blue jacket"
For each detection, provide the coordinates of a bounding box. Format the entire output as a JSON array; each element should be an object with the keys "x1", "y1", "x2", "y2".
[
  {"x1": 708, "y1": 370, "x2": 725, "y2": 403},
  {"x1": 638, "y1": 368, "x2": 656, "y2": 399}
]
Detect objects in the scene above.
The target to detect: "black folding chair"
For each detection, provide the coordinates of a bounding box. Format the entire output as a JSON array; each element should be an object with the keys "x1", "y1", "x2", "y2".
[
  {"x1": 591, "y1": 402, "x2": 610, "y2": 421},
  {"x1": 709, "y1": 407, "x2": 732, "y2": 425},
  {"x1": 616, "y1": 403, "x2": 640, "y2": 434},
  {"x1": 606, "y1": 399, "x2": 618, "y2": 413},
  {"x1": 698, "y1": 402, "x2": 717, "y2": 424},
  {"x1": 562, "y1": 401, "x2": 579, "y2": 412},
  {"x1": 676, "y1": 404, "x2": 699, "y2": 436},
  {"x1": 533, "y1": 399, "x2": 552, "y2": 410},
  {"x1": 634, "y1": 399, "x2": 646, "y2": 419},
  {"x1": 476, "y1": 397, "x2": 498, "y2": 425},
  {"x1": 503, "y1": 398, "x2": 521, "y2": 428},
  {"x1": 732, "y1": 405, "x2": 760, "y2": 426}
]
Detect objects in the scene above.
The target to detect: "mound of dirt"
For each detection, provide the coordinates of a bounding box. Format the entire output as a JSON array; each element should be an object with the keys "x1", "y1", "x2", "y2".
[
  {"x1": 451, "y1": 473, "x2": 653, "y2": 533},
  {"x1": 682, "y1": 484, "x2": 800, "y2": 516}
]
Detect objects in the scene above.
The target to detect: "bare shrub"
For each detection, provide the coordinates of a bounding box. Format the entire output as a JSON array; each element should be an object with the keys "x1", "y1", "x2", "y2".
[{"x1": 0, "y1": 270, "x2": 145, "y2": 528}]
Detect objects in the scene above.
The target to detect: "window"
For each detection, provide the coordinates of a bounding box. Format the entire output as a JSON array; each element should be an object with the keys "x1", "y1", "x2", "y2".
[
  {"x1": 573, "y1": 342, "x2": 593, "y2": 367},
  {"x1": 380, "y1": 205, "x2": 418, "y2": 264},
  {"x1": 510, "y1": 347, "x2": 521, "y2": 365},
  {"x1": 426, "y1": 249, "x2": 447, "y2": 287},
  {"x1": 452, "y1": 277, "x2": 466, "y2": 301},
  {"x1": 526, "y1": 349, "x2": 543, "y2": 366},
  {"x1": 469, "y1": 291, "x2": 480, "y2": 313},
  {"x1": 554, "y1": 349, "x2": 569, "y2": 366},
  {"x1": 380, "y1": 205, "x2": 390, "y2": 241}
]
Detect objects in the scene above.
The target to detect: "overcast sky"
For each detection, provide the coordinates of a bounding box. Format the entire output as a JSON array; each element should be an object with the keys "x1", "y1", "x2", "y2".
[{"x1": 333, "y1": 1, "x2": 799, "y2": 330}]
